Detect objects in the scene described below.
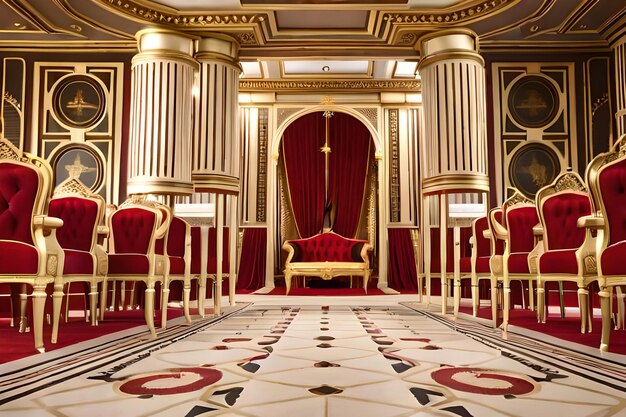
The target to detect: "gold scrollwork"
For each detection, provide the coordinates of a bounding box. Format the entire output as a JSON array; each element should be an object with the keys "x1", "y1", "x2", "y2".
[
  {"x1": 383, "y1": 0, "x2": 510, "y2": 25},
  {"x1": 389, "y1": 109, "x2": 400, "y2": 223},
  {"x1": 554, "y1": 172, "x2": 586, "y2": 193},
  {"x1": 3, "y1": 91, "x2": 20, "y2": 109},
  {"x1": 98, "y1": 0, "x2": 261, "y2": 27},
  {"x1": 583, "y1": 255, "x2": 597, "y2": 275},
  {"x1": 240, "y1": 80, "x2": 421, "y2": 93},
  {"x1": 354, "y1": 108, "x2": 378, "y2": 131},
  {"x1": 47, "y1": 254, "x2": 58, "y2": 276}
]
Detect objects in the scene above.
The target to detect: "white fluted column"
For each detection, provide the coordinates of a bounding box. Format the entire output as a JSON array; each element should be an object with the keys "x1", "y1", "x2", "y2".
[
  {"x1": 128, "y1": 29, "x2": 198, "y2": 196},
  {"x1": 418, "y1": 29, "x2": 489, "y2": 314},
  {"x1": 193, "y1": 34, "x2": 241, "y2": 311}
]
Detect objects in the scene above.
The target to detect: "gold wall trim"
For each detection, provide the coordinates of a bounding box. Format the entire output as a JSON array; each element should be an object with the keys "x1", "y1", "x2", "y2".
[
  {"x1": 422, "y1": 174, "x2": 490, "y2": 195},
  {"x1": 96, "y1": 0, "x2": 264, "y2": 27},
  {"x1": 388, "y1": 108, "x2": 400, "y2": 223},
  {"x1": 257, "y1": 108, "x2": 268, "y2": 223},
  {"x1": 382, "y1": 0, "x2": 512, "y2": 26},
  {"x1": 239, "y1": 79, "x2": 421, "y2": 92}
]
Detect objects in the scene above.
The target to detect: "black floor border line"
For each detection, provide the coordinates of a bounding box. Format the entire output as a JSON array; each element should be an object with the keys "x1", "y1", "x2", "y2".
[
  {"x1": 399, "y1": 303, "x2": 626, "y2": 392},
  {"x1": 0, "y1": 303, "x2": 252, "y2": 406}
]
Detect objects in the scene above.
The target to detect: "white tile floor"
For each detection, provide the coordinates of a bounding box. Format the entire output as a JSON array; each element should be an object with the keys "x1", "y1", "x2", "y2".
[{"x1": 0, "y1": 295, "x2": 624, "y2": 417}]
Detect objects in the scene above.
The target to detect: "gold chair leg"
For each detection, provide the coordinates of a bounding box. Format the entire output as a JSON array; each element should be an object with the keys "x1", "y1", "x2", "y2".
[
  {"x1": 577, "y1": 287, "x2": 589, "y2": 334},
  {"x1": 616, "y1": 286, "x2": 625, "y2": 330},
  {"x1": 32, "y1": 285, "x2": 47, "y2": 353},
  {"x1": 183, "y1": 280, "x2": 192, "y2": 323},
  {"x1": 89, "y1": 283, "x2": 98, "y2": 326},
  {"x1": 285, "y1": 272, "x2": 292, "y2": 295},
  {"x1": 144, "y1": 284, "x2": 157, "y2": 338},
  {"x1": 160, "y1": 279, "x2": 170, "y2": 329},
  {"x1": 198, "y1": 278, "x2": 206, "y2": 318},
  {"x1": 490, "y1": 277, "x2": 498, "y2": 328},
  {"x1": 99, "y1": 279, "x2": 108, "y2": 322},
  {"x1": 599, "y1": 288, "x2": 611, "y2": 352},
  {"x1": 536, "y1": 281, "x2": 545, "y2": 323},
  {"x1": 51, "y1": 282, "x2": 64, "y2": 344}
]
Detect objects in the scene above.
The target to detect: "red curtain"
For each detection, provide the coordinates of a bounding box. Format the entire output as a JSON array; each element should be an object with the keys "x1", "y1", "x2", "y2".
[
  {"x1": 328, "y1": 112, "x2": 373, "y2": 238},
  {"x1": 282, "y1": 113, "x2": 325, "y2": 238},
  {"x1": 282, "y1": 111, "x2": 372, "y2": 238},
  {"x1": 387, "y1": 228, "x2": 418, "y2": 292},
  {"x1": 236, "y1": 228, "x2": 267, "y2": 291}
]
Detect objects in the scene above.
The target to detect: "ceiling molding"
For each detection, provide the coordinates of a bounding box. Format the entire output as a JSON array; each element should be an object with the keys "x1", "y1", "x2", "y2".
[{"x1": 239, "y1": 79, "x2": 421, "y2": 92}]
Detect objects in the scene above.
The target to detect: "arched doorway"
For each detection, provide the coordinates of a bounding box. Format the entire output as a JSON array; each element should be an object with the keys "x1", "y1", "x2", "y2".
[{"x1": 276, "y1": 110, "x2": 378, "y2": 289}]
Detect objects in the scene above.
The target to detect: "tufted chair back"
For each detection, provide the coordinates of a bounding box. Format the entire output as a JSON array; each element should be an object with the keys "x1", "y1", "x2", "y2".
[
  {"x1": 0, "y1": 161, "x2": 44, "y2": 246},
  {"x1": 48, "y1": 196, "x2": 100, "y2": 252},
  {"x1": 289, "y1": 232, "x2": 367, "y2": 263},
  {"x1": 110, "y1": 207, "x2": 159, "y2": 255},
  {"x1": 167, "y1": 216, "x2": 188, "y2": 258},
  {"x1": 598, "y1": 157, "x2": 626, "y2": 245},
  {"x1": 540, "y1": 193, "x2": 591, "y2": 250},
  {"x1": 506, "y1": 204, "x2": 539, "y2": 253},
  {"x1": 535, "y1": 171, "x2": 591, "y2": 251},
  {"x1": 472, "y1": 216, "x2": 491, "y2": 258}
]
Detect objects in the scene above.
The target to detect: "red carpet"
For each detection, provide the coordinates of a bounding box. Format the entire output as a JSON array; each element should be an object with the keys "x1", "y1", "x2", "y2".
[
  {"x1": 461, "y1": 305, "x2": 626, "y2": 355},
  {"x1": 0, "y1": 308, "x2": 185, "y2": 364}
]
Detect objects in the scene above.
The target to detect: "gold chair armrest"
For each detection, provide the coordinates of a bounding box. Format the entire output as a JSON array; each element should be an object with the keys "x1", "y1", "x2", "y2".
[
  {"x1": 97, "y1": 225, "x2": 110, "y2": 237},
  {"x1": 577, "y1": 215, "x2": 604, "y2": 229},
  {"x1": 482, "y1": 229, "x2": 492, "y2": 239},
  {"x1": 33, "y1": 215, "x2": 63, "y2": 229},
  {"x1": 282, "y1": 241, "x2": 296, "y2": 265},
  {"x1": 533, "y1": 224, "x2": 543, "y2": 238}
]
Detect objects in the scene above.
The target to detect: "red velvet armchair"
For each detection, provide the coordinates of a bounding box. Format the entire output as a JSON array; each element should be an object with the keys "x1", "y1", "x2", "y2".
[
  {"x1": 160, "y1": 215, "x2": 192, "y2": 325},
  {"x1": 190, "y1": 226, "x2": 230, "y2": 317},
  {"x1": 48, "y1": 177, "x2": 107, "y2": 337},
  {"x1": 500, "y1": 191, "x2": 540, "y2": 331},
  {"x1": 535, "y1": 171, "x2": 595, "y2": 333},
  {"x1": 106, "y1": 196, "x2": 168, "y2": 338},
  {"x1": 0, "y1": 137, "x2": 64, "y2": 352},
  {"x1": 466, "y1": 216, "x2": 493, "y2": 318},
  {"x1": 586, "y1": 134, "x2": 626, "y2": 351}
]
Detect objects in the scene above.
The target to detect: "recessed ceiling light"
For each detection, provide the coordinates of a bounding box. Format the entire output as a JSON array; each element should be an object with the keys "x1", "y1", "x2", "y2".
[{"x1": 322, "y1": 65, "x2": 330, "y2": 72}]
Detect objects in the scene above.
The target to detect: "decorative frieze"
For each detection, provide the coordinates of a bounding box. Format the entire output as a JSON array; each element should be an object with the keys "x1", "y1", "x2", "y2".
[
  {"x1": 388, "y1": 109, "x2": 400, "y2": 223},
  {"x1": 240, "y1": 80, "x2": 421, "y2": 92},
  {"x1": 257, "y1": 108, "x2": 268, "y2": 222}
]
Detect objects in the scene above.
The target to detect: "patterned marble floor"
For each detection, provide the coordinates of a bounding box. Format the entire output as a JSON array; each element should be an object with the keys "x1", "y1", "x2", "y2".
[{"x1": 0, "y1": 298, "x2": 625, "y2": 417}]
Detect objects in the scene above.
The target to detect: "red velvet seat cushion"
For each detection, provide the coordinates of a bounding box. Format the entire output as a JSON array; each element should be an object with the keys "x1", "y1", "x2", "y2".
[
  {"x1": 63, "y1": 249, "x2": 94, "y2": 275},
  {"x1": 107, "y1": 254, "x2": 150, "y2": 275},
  {"x1": 0, "y1": 162, "x2": 41, "y2": 245},
  {"x1": 601, "y1": 241, "x2": 626, "y2": 276},
  {"x1": 48, "y1": 197, "x2": 99, "y2": 251},
  {"x1": 290, "y1": 233, "x2": 367, "y2": 263},
  {"x1": 508, "y1": 252, "x2": 530, "y2": 273},
  {"x1": 0, "y1": 241, "x2": 38, "y2": 274},
  {"x1": 169, "y1": 256, "x2": 185, "y2": 275},
  {"x1": 539, "y1": 249, "x2": 578, "y2": 275},
  {"x1": 542, "y1": 193, "x2": 590, "y2": 250}
]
